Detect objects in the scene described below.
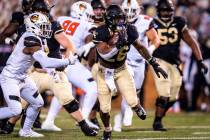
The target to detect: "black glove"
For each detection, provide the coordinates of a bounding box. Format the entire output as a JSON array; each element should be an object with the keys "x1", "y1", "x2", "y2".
[
  {"x1": 148, "y1": 57, "x2": 168, "y2": 79},
  {"x1": 197, "y1": 60, "x2": 208, "y2": 74},
  {"x1": 116, "y1": 27, "x2": 127, "y2": 49}
]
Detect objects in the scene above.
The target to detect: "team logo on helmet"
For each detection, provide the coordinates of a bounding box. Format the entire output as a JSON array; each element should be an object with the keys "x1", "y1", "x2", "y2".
[{"x1": 30, "y1": 14, "x2": 39, "y2": 23}]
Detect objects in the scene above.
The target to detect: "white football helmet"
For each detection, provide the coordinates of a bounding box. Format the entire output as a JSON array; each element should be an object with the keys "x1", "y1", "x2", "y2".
[
  {"x1": 70, "y1": 1, "x2": 94, "y2": 21},
  {"x1": 25, "y1": 12, "x2": 52, "y2": 38},
  {"x1": 122, "y1": 0, "x2": 140, "y2": 22}
]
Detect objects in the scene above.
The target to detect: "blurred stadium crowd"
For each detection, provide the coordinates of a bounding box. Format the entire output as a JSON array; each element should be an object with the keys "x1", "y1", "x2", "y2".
[{"x1": 0, "y1": 0, "x2": 210, "y2": 112}]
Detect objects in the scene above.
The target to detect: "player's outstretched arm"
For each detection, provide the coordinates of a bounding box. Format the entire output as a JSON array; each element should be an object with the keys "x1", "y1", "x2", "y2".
[
  {"x1": 133, "y1": 39, "x2": 168, "y2": 79},
  {"x1": 182, "y1": 28, "x2": 208, "y2": 74}
]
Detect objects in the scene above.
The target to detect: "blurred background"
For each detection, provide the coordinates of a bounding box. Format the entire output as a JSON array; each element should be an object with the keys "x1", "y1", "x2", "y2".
[{"x1": 0, "y1": 0, "x2": 209, "y2": 112}]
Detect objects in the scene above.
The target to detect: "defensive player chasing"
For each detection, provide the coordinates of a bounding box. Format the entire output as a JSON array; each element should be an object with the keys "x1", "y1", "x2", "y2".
[
  {"x1": 152, "y1": 0, "x2": 208, "y2": 131},
  {"x1": 0, "y1": 12, "x2": 77, "y2": 137}
]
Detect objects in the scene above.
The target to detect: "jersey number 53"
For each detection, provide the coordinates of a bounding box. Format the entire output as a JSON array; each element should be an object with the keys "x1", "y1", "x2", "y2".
[{"x1": 157, "y1": 27, "x2": 178, "y2": 45}]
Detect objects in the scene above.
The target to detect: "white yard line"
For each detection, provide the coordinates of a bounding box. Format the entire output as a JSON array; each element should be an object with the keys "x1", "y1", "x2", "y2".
[
  {"x1": 193, "y1": 132, "x2": 210, "y2": 135},
  {"x1": 119, "y1": 137, "x2": 210, "y2": 140}
]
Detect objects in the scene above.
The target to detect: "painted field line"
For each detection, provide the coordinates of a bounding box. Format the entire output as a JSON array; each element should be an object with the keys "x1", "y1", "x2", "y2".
[{"x1": 119, "y1": 137, "x2": 210, "y2": 140}]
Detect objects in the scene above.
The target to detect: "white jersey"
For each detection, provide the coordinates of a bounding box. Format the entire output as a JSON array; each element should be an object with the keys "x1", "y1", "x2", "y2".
[
  {"x1": 1, "y1": 32, "x2": 43, "y2": 80},
  {"x1": 57, "y1": 16, "x2": 94, "y2": 49},
  {"x1": 127, "y1": 15, "x2": 153, "y2": 66}
]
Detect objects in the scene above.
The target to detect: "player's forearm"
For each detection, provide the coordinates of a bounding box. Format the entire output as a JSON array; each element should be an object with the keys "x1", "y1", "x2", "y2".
[
  {"x1": 133, "y1": 40, "x2": 152, "y2": 61},
  {"x1": 190, "y1": 42, "x2": 203, "y2": 61},
  {"x1": 33, "y1": 50, "x2": 69, "y2": 68}
]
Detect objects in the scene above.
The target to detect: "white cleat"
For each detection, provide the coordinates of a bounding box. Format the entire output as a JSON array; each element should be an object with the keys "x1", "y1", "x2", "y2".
[
  {"x1": 113, "y1": 113, "x2": 122, "y2": 132},
  {"x1": 19, "y1": 129, "x2": 44, "y2": 137},
  {"x1": 41, "y1": 121, "x2": 62, "y2": 131},
  {"x1": 123, "y1": 107, "x2": 133, "y2": 127},
  {"x1": 85, "y1": 119, "x2": 100, "y2": 130}
]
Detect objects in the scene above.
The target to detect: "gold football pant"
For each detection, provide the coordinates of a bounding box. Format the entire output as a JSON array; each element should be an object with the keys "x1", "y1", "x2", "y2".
[
  {"x1": 29, "y1": 70, "x2": 74, "y2": 105},
  {"x1": 152, "y1": 59, "x2": 182, "y2": 101},
  {"x1": 96, "y1": 63, "x2": 138, "y2": 113}
]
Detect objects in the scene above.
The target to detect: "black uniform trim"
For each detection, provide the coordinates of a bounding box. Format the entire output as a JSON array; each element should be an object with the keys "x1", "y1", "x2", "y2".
[
  {"x1": 9, "y1": 95, "x2": 21, "y2": 102},
  {"x1": 24, "y1": 36, "x2": 41, "y2": 48}
]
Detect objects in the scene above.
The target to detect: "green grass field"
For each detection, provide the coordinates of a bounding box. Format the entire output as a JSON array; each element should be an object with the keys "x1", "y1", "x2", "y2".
[{"x1": 0, "y1": 110, "x2": 210, "y2": 140}]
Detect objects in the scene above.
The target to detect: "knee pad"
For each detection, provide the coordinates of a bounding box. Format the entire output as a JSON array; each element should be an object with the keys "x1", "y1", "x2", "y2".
[
  {"x1": 63, "y1": 99, "x2": 79, "y2": 113},
  {"x1": 9, "y1": 104, "x2": 22, "y2": 116},
  {"x1": 155, "y1": 96, "x2": 169, "y2": 109},
  {"x1": 32, "y1": 92, "x2": 44, "y2": 108}
]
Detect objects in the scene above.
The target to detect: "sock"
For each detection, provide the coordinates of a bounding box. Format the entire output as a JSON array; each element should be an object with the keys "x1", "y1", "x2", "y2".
[
  {"x1": 45, "y1": 96, "x2": 62, "y2": 124},
  {"x1": 22, "y1": 105, "x2": 39, "y2": 132}
]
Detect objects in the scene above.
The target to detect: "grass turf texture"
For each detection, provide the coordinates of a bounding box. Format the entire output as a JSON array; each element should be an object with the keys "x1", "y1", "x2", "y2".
[{"x1": 0, "y1": 110, "x2": 210, "y2": 140}]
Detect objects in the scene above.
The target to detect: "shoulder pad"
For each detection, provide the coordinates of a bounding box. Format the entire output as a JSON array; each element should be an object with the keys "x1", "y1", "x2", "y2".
[{"x1": 24, "y1": 36, "x2": 41, "y2": 48}]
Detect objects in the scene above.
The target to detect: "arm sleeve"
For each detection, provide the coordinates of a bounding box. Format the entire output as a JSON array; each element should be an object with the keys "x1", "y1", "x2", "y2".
[
  {"x1": 52, "y1": 21, "x2": 64, "y2": 35},
  {"x1": 32, "y1": 50, "x2": 69, "y2": 68},
  {"x1": 127, "y1": 24, "x2": 139, "y2": 45},
  {"x1": 92, "y1": 26, "x2": 110, "y2": 44}
]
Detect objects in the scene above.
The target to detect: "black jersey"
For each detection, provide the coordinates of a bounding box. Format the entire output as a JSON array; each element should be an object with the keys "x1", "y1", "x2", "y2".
[
  {"x1": 33, "y1": 21, "x2": 64, "y2": 70},
  {"x1": 93, "y1": 24, "x2": 139, "y2": 68},
  {"x1": 153, "y1": 16, "x2": 187, "y2": 65}
]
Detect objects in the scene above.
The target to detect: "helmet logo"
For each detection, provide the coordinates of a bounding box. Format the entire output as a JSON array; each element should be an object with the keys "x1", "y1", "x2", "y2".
[
  {"x1": 79, "y1": 3, "x2": 87, "y2": 12},
  {"x1": 30, "y1": 14, "x2": 39, "y2": 23}
]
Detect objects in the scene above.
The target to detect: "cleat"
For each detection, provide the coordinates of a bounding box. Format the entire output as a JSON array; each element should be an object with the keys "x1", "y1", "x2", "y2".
[
  {"x1": 79, "y1": 120, "x2": 98, "y2": 136},
  {"x1": 113, "y1": 113, "x2": 122, "y2": 132},
  {"x1": 19, "y1": 129, "x2": 44, "y2": 137},
  {"x1": 86, "y1": 119, "x2": 100, "y2": 130},
  {"x1": 0, "y1": 122, "x2": 15, "y2": 134},
  {"x1": 101, "y1": 131, "x2": 112, "y2": 140},
  {"x1": 153, "y1": 121, "x2": 167, "y2": 131},
  {"x1": 134, "y1": 105, "x2": 147, "y2": 120},
  {"x1": 90, "y1": 118, "x2": 100, "y2": 129},
  {"x1": 41, "y1": 121, "x2": 62, "y2": 131}
]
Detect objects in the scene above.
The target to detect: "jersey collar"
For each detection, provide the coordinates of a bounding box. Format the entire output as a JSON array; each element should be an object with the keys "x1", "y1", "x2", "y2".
[{"x1": 155, "y1": 16, "x2": 174, "y2": 28}]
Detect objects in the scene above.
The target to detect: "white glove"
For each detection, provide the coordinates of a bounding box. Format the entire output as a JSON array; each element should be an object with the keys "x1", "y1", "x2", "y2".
[
  {"x1": 68, "y1": 54, "x2": 78, "y2": 65},
  {"x1": 76, "y1": 42, "x2": 95, "y2": 57}
]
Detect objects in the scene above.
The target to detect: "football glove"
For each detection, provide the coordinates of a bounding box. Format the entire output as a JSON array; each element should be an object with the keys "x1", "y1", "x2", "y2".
[
  {"x1": 76, "y1": 42, "x2": 95, "y2": 57},
  {"x1": 148, "y1": 57, "x2": 168, "y2": 79},
  {"x1": 68, "y1": 54, "x2": 78, "y2": 65},
  {"x1": 197, "y1": 60, "x2": 208, "y2": 74}
]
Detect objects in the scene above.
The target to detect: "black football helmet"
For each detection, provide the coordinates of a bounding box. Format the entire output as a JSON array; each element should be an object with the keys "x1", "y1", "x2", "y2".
[
  {"x1": 22, "y1": 0, "x2": 34, "y2": 14},
  {"x1": 105, "y1": 4, "x2": 126, "y2": 31},
  {"x1": 32, "y1": 0, "x2": 51, "y2": 14},
  {"x1": 91, "y1": 0, "x2": 106, "y2": 22},
  {"x1": 156, "y1": 0, "x2": 175, "y2": 21}
]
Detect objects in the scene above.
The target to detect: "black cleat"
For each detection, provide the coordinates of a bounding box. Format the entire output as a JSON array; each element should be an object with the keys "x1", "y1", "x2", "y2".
[
  {"x1": 0, "y1": 119, "x2": 8, "y2": 129},
  {"x1": 79, "y1": 120, "x2": 98, "y2": 136},
  {"x1": 33, "y1": 119, "x2": 42, "y2": 129},
  {"x1": 101, "y1": 131, "x2": 112, "y2": 140},
  {"x1": 134, "y1": 105, "x2": 147, "y2": 120},
  {"x1": 153, "y1": 121, "x2": 167, "y2": 131},
  {"x1": 90, "y1": 118, "x2": 100, "y2": 129},
  {"x1": 0, "y1": 122, "x2": 15, "y2": 134}
]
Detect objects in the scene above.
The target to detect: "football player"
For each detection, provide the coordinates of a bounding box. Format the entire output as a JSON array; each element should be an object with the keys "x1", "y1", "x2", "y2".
[
  {"x1": 0, "y1": 12, "x2": 77, "y2": 137},
  {"x1": 42, "y1": 1, "x2": 99, "y2": 130},
  {"x1": 1, "y1": 0, "x2": 98, "y2": 136},
  {"x1": 92, "y1": 4, "x2": 167, "y2": 140},
  {"x1": 152, "y1": 0, "x2": 208, "y2": 131},
  {"x1": 113, "y1": 0, "x2": 160, "y2": 132}
]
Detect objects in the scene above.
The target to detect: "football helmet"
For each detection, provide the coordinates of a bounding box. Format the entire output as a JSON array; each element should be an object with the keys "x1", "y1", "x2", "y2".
[
  {"x1": 32, "y1": 0, "x2": 51, "y2": 14},
  {"x1": 25, "y1": 12, "x2": 52, "y2": 38},
  {"x1": 70, "y1": 1, "x2": 94, "y2": 21},
  {"x1": 105, "y1": 4, "x2": 126, "y2": 31},
  {"x1": 156, "y1": 0, "x2": 175, "y2": 21},
  {"x1": 121, "y1": 0, "x2": 140, "y2": 22},
  {"x1": 91, "y1": 0, "x2": 106, "y2": 21}
]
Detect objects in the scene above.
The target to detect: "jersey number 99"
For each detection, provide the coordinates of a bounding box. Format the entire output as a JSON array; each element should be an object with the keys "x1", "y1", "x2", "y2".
[{"x1": 62, "y1": 20, "x2": 80, "y2": 36}]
